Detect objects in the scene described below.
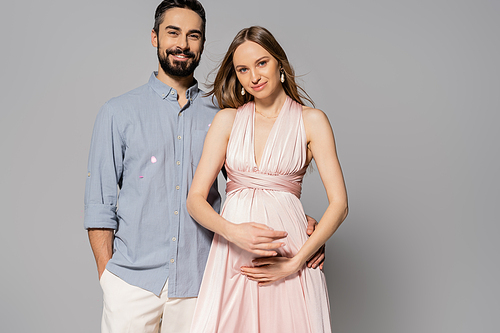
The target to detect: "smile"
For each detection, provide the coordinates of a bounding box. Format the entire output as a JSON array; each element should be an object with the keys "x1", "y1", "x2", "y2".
[
  {"x1": 252, "y1": 82, "x2": 267, "y2": 91},
  {"x1": 171, "y1": 54, "x2": 191, "y2": 61}
]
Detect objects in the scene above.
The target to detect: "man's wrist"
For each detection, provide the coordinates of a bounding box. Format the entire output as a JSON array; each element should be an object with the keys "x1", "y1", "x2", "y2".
[{"x1": 98, "y1": 257, "x2": 111, "y2": 270}]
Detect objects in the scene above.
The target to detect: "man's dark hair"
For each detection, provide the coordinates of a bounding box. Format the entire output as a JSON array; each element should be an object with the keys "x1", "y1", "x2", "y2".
[{"x1": 153, "y1": 0, "x2": 206, "y2": 41}]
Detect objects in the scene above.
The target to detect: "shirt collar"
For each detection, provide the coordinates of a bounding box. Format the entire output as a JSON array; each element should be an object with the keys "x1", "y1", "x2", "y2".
[{"x1": 148, "y1": 71, "x2": 200, "y2": 101}]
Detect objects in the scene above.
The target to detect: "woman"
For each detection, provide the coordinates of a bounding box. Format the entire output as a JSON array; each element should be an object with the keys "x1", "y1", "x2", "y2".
[{"x1": 187, "y1": 26, "x2": 348, "y2": 332}]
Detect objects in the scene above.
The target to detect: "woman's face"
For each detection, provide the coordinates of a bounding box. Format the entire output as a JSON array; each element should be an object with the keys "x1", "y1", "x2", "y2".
[{"x1": 233, "y1": 41, "x2": 282, "y2": 100}]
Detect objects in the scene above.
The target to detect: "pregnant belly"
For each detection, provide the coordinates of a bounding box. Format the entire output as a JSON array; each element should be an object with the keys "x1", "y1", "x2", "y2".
[{"x1": 221, "y1": 188, "x2": 309, "y2": 258}]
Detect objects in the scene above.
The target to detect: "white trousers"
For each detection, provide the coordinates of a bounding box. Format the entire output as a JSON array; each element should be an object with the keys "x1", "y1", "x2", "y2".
[{"x1": 100, "y1": 269, "x2": 197, "y2": 333}]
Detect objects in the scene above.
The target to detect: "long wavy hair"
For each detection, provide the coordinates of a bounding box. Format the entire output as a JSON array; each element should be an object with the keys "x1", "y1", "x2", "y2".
[{"x1": 209, "y1": 26, "x2": 314, "y2": 109}]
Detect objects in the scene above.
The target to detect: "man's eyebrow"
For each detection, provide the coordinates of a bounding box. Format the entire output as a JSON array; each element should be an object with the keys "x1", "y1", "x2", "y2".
[
  {"x1": 164, "y1": 25, "x2": 181, "y2": 31},
  {"x1": 187, "y1": 29, "x2": 203, "y2": 36},
  {"x1": 164, "y1": 26, "x2": 202, "y2": 36}
]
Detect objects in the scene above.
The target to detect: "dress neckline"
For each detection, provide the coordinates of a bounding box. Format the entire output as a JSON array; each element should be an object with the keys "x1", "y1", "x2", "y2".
[{"x1": 251, "y1": 96, "x2": 290, "y2": 170}]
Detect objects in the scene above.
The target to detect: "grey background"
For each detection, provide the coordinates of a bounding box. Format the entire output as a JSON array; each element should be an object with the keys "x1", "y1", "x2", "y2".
[{"x1": 1, "y1": 0, "x2": 498, "y2": 332}]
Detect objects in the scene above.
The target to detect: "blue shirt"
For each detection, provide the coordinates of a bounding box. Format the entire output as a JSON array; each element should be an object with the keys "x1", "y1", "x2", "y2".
[{"x1": 84, "y1": 72, "x2": 220, "y2": 297}]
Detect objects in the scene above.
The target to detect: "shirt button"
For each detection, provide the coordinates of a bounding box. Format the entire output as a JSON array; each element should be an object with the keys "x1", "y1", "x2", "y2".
[
  {"x1": 177, "y1": 136, "x2": 182, "y2": 140},
  {"x1": 178, "y1": 112, "x2": 182, "y2": 116},
  {"x1": 176, "y1": 161, "x2": 181, "y2": 165},
  {"x1": 170, "y1": 259, "x2": 175, "y2": 263},
  {"x1": 174, "y1": 210, "x2": 178, "y2": 215},
  {"x1": 172, "y1": 237, "x2": 177, "y2": 242},
  {"x1": 170, "y1": 91, "x2": 175, "y2": 95},
  {"x1": 175, "y1": 186, "x2": 180, "y2": 190},
  {"x1": 162, "y1": 93, "x2": 165, "y2": 97}
]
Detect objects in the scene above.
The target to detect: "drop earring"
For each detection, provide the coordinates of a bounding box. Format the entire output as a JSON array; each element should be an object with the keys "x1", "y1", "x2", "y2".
[
  {"x1": 241, "y1": 87, "x2": 245, "y2": 95},
  {"x1": 280, "y1": 68, "x2": 285, "y2": 83}
]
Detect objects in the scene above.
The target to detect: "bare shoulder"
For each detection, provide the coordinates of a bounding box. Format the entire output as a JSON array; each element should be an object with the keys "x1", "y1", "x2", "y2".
[
  {"x1": 208, "y1": 108, "x2": 237, "y2": 139},
  {"x1": 213, "y1": 108, "x2": 237, "y2": 125},
  {"x1": 301, "y1": 106, "x2": 330, "y2": 127}
]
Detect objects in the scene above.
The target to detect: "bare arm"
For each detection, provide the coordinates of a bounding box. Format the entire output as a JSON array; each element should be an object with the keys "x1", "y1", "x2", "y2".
[
  {"x1": 186, "y1": 109, "x2": 288, "y2": 256},
  {"x1": 305, "y1": 215, "x2": 325, "y2": 269},
  {"x1": 88, "y1": 228, "x2": 114, "y2": 279},
  {"x1": 242, "y1": 108, "x2": 348, "y2": 284}
]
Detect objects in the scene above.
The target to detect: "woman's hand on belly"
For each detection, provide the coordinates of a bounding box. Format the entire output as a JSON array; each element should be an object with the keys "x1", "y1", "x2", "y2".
[
  {"x1": 225, "y1": 222, "x2": 288, "y2": 257},
  {"x1": 240, "y1": 256, "x2": 303, "y2": 286}
]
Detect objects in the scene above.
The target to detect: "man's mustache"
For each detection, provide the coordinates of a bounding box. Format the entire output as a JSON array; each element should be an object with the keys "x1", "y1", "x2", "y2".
[{"x1": 166, "y1": 48, "x2": 195, "y2": 58}]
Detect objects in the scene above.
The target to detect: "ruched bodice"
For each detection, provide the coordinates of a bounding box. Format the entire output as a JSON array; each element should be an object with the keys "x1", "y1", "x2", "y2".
[{"x1": 225, "y1": 96, "x2": 307, "y2": 199}]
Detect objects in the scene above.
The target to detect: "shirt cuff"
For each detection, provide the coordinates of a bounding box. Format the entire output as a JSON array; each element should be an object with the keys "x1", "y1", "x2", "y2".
[{"x1": 84, "y1": 204, "x2": 119, "y2": 229}]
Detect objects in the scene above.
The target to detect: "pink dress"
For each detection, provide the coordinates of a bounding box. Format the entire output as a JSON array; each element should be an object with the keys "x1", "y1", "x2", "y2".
[{"x1": 190, "y1": 96, "x2": 331, "y2": 332}]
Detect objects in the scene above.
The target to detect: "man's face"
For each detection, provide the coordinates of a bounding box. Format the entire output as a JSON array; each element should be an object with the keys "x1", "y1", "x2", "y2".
[{"x1": 152, "y1": 8, "x2": 204, "y2": 77}]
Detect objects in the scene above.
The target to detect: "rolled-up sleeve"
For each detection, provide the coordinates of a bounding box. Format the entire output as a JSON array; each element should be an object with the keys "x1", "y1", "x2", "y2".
[{"x1": 84, "y1": 102, "x2": 124, "y2": 230}]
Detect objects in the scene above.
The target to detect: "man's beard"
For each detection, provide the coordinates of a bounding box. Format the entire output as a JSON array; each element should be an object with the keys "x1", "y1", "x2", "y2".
[{"x1": 158, "y1": 46, "x2": 200, "y2": 77}]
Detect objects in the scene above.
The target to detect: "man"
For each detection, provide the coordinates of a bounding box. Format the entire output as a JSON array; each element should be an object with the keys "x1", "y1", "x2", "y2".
[{"x1": 85, "y1": 1, "x2": 323, "y2": 332}]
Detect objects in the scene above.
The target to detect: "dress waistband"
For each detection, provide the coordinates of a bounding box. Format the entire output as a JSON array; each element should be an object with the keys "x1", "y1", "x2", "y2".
[{"x1": 225, "y1": 165, "x2": 306, "y2": 199}]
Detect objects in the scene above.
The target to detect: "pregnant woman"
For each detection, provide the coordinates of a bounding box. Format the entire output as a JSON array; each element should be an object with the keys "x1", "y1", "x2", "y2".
[{"x1": 187, "y1": 26, "x2": 348, "y2": 332}]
